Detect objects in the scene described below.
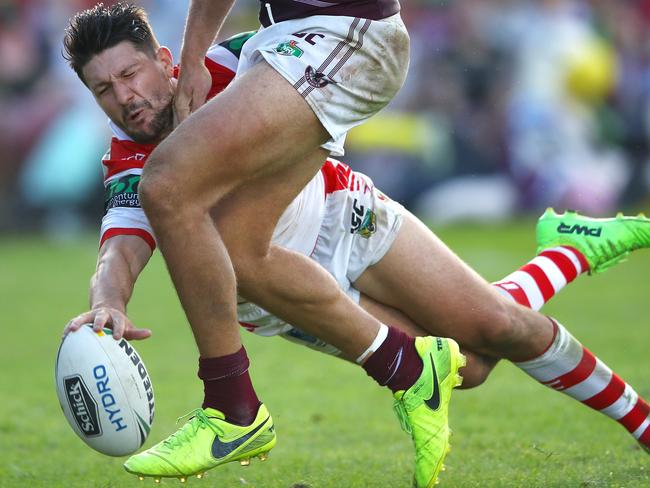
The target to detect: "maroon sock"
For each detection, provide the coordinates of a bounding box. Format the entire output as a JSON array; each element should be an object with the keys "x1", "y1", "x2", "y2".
[
  {"x1": 198, "y1": 347, "x2": 260, "y2": 426},
  {"x1": 361, "y1": 326, "x2": 423, "y2": 393}
]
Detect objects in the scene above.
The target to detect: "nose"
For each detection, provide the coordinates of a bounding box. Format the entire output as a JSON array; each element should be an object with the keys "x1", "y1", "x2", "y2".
[{"x1": 114, "y1": 81, "x2": 135, "y2": 106}]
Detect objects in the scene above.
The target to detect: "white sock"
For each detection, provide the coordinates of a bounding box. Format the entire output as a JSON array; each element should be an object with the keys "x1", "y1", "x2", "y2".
[
  {"x1": 356, "y1": 323, "x2": 389, "y2": 364},
  {"x1": 516, "y1": 320, "x2": 650, "y2": 446}
]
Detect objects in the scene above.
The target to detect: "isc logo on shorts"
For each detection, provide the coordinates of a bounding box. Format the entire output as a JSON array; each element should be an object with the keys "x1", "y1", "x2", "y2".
[{"x1": 351, "y1": 198, "x2": 376, "y2": 238}]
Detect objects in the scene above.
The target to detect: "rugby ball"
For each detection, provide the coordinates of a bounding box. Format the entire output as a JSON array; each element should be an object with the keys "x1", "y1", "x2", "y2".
[{"x1": 55, "y1": 324, "x2": 155, "y2": 456}]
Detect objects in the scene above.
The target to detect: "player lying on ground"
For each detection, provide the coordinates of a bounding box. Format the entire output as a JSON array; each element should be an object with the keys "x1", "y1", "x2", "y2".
[{"x1": 62, "y1": 4, "x2": 650, "y2": 484}]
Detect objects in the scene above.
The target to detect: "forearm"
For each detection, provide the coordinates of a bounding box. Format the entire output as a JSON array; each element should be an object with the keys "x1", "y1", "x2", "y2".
[
  {"x1": 89, "y1": 255, "x2": 137, "y2": 312},
  {"x1": 65, "y1": 236, "x2": 152, "y2": 340},
  {"x1": 89, "y1": 236, "x2": 151, "y2": 311},
  {"x1": 181, "y1": 0, "x2": 237, "y2": 64}
]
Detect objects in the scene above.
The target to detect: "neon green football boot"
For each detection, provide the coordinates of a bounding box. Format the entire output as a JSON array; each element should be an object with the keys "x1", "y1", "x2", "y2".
[
  {"x1": 393, "y1": 337, "x2": 465, "y2": 488},
  {"x1": 536, "y1": 208, "x2": 650, "y2": 274},
  {"x1": 123, "y1": 404, "x2": 276, "y2": 482}
]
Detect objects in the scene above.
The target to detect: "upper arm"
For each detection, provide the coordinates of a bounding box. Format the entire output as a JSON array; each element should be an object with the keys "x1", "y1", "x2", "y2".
[
  {"x1": 99, "y1": 177, "x2": 156, "y2": 280},
  {"x1": 98, "y1": 132, "x2": 156, "y2": 280},
  {"x1": 102, "y1": 166, "x2": 157, "y2": 252}
]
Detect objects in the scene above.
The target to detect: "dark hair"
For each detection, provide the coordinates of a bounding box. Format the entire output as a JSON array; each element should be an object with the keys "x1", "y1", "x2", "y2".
[{"x1": 63, "y1": 2, "x2": 158, "y2": 84}]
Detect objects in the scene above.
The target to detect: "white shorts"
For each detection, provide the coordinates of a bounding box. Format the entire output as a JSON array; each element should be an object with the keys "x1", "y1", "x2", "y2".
[
  {"x1": 236, "y1": 14, "x2": 410, "y2": 156},
  {"x1": 237, "y1": 160, "x2": 405, "y2": 355}
]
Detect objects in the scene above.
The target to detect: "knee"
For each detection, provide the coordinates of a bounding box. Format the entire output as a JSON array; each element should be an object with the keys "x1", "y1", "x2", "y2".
[
  {"x1": 459, "y1": 352, "x2": 498, "y2": 389},
  {"x1": 139, "y1": 151, "x2": 223, "y2": 225},
  {"x1": 234, "y1": 254, "x2": 283, "y2": 310},
  {"x1": 230, "y1": 248, "x2": 270, "y2": 290},
  {"x1": 138, "y1": 153, "x2": 179, "y2": 219},
  {"x1": 475, "y1": 298, "x2": 520, "y2": 353}
]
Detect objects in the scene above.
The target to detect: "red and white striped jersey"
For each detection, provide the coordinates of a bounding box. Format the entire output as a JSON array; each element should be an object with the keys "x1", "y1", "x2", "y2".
[{"x1": 100, "y1": 34, "x2": 328, "y2": 257}]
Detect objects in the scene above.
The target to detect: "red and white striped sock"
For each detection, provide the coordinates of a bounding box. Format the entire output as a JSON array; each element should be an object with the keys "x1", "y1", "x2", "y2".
[
  {"x1": 493, "y1": 246, "x2": 590, "y2": 311},
  {"x1": 516, "y1": 320, "x2": 650, "y2": 449}
]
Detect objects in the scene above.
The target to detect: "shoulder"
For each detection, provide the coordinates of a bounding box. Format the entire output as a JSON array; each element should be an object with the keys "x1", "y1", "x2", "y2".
[
  {"x1": 217, "y1": 31, "x2": 257, "y2": 59},
  {"x1": 206, "y1": 31, "x2": 257, "y2": 72},
  {"x1": 202, "y1": 31, "x2": 257, "y2": 100},
  {"x1": 102, "y1": 133, "x2": 154, "y2": 182}
]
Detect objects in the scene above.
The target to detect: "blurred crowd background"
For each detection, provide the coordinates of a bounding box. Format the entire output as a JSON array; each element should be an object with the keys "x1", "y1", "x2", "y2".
[{"x1": 2, "y1": 0, "x2": 650, "y2": 237}]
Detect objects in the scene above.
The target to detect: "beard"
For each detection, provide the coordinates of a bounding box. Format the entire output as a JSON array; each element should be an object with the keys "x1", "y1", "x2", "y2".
[{"x1": 122, "y1": 91, "x2": 173, "y2": 144}]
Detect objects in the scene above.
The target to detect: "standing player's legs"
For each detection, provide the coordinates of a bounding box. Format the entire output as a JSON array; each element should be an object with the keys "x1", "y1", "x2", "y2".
[
  {"x1": 140, "y1": 60, "x2": 384, "y2": 369},
  {"x1": 135, "y1": 13, "x2": 461, "y2": 484},
  {"x1": 132, "y1": 60, "x2": 385, "y2": 481},
  {"x1": 354, "y1": 212, "x2": 650, "y2": 450},
  {"x1": 135, "y1": 62, "x2": 458, "y2": 485}
]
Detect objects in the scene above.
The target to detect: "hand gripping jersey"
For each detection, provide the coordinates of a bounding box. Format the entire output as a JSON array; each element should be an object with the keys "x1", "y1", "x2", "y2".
[{"x1": 100, "y1": 32, "x2": 404, "y2": 355}]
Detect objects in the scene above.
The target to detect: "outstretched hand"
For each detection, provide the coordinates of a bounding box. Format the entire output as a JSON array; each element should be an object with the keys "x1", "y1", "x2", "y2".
[
  {"x1": 174, "y1": 60, "x2": 212, "y2": 125},
  {"x1": 64, "y1": 307, "x2": 152, "y2": 341}
]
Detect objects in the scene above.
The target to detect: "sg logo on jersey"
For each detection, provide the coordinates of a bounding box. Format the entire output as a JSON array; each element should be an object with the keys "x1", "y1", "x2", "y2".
[{"x1": 351, "y1": 199, "x2": 377, "y2": 239}]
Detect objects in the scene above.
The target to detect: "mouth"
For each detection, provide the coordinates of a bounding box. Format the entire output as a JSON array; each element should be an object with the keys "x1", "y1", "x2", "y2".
[{"x1": 128, "y1": 108, "x2": 144, "y2": 123}]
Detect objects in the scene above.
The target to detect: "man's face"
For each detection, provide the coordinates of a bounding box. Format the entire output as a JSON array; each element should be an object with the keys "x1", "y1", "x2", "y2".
[{"x1": 82, "y1": 42, "x2": 175, "y2": 144}]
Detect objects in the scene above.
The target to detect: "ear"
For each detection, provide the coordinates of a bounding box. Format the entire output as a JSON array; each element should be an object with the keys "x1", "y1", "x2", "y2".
[{"x1": 156, "y1": 47, "x2": 174, "y2": 77}]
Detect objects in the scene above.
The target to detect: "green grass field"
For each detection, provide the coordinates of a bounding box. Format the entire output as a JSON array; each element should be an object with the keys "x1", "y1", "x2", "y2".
[{"x1": 1, "y1": 221, "x2": 649, "y2": 487}]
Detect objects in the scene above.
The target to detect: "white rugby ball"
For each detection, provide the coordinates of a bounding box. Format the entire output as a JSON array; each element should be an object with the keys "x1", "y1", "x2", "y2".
[{"x1": 55, "y1": 324, "x2": 155, "y2": 456}]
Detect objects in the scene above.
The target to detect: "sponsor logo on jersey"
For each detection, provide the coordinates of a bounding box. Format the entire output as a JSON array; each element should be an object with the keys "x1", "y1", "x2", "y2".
[
  {"x1": 64, "y1": 375, "x2": 102, "y2": 437},
  {"x1": 275, "y1": 40, "x2": 304, "y2": 58},
  {"x1": 104, "y1": 174, "x2": 141, "y2": 212},
  {"x1": 557, "y1": 222, "x2": 602, "y2": 237},
  {"x1": 350, "y1": 198, "x2": 377, "y2": 238},
  {"x1": 304, "y1": 65, "x2": 337, "y2": 88}
]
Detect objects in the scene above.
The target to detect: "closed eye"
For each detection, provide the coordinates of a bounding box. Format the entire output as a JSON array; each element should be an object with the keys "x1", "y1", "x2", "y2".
[{"x1": 96, "y1": 85, "x2": 111, "y2": 96}]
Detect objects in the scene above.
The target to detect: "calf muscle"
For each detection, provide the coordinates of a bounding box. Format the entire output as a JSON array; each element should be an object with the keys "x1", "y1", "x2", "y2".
[{"x1": 354, "y1": 212, "x2": 554, "y2": 361}]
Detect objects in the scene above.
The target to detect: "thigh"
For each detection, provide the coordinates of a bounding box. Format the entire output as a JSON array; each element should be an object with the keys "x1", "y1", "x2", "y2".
[
  {"x1": 210, "y1": 148, "x2": 329, "y2": 257},
  {"x1": 148, "y1": 60, "x2": 330, "y2": 209},
  {"x1": 354, "y1": 211, "x2": 509, "y2": 349},
  {"x1": 238, "y1": 14, "x2": 410, "y2": 152}
]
